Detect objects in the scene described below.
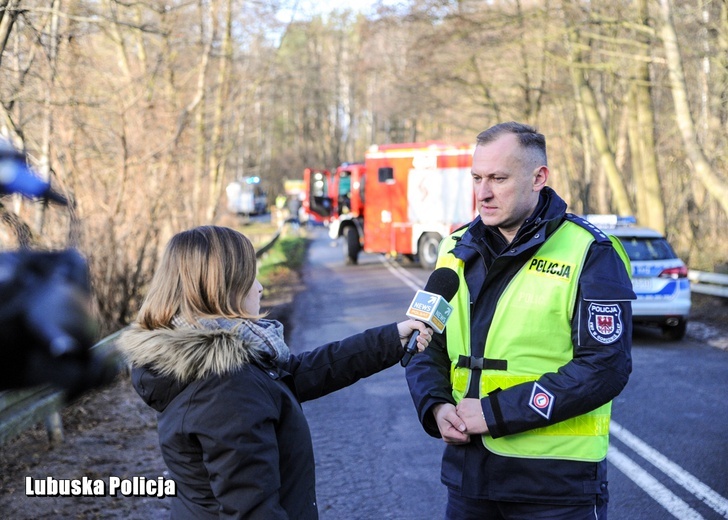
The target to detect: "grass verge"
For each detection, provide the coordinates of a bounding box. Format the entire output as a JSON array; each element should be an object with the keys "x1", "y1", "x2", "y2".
[{"x1": 257, "y1": 232, "x2": 309, "y2": 311}]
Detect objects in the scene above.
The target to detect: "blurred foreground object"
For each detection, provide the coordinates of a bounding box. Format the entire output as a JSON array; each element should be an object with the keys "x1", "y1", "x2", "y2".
[
  {"x1": 0, "y1": 138, "x2": 116, "y2": 399},
  {"x1": 0, "y1": 249, "x2": 116, "y2": 398},
  {"x1": 0, "y1": 137, "x2": 67, "y2": 205}
]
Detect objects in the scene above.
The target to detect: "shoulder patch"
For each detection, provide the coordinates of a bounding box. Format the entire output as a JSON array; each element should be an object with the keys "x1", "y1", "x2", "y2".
[
  {"x1": 587, "y1": 302, "x2": 624, "y2": 343},
  {"x1": 529, "y1": 382, "x2": 555, "y2": 420}
]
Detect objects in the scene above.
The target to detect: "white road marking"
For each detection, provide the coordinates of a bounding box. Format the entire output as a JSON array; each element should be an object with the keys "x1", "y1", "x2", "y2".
[
  {"x1": 608, "y1": 445, "x2": 706, "y2": 519},
  {"x1": 380, "y1": 256, "x2": 422, "y2": 292},
  {"x1": 611, "y1": 421, "x2": 728, "y2": 518}
]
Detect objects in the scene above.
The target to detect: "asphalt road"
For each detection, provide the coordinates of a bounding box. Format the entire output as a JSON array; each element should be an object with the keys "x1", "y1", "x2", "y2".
[{"x1": 290, "y1": 227, "x2": 728, "y2": 520}]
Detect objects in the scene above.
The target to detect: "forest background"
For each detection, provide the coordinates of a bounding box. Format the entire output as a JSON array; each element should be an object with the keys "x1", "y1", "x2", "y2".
[{"x1": 1, "y1": 0, "x2": 727, "y2": 336}]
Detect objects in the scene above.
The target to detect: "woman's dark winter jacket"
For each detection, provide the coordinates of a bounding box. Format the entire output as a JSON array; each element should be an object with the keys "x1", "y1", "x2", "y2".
[{"x1": 119, "y1": 321, "x2": 405, "y2": 519}]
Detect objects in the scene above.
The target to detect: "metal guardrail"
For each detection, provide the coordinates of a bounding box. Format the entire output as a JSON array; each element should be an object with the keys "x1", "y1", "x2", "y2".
[
  {"x1": 0, "y1": 386, "x2": 67, "y2": 446},
  {"x1": 0, "y1": 220, "x2": 295, "y2": 447},
  {"x1": 689, "y1": 270, "x2": 728, "y2": 298},
  {"x1": 255, "y1": 217, "x2": 294, "y2": 257},
  {"x1": 0, "y1": 330, "x2": 125, "y2": 447}
]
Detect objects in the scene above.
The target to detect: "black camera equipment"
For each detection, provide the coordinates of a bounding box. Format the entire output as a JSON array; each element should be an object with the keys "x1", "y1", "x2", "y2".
[
  {"x1": 0, "y1": 138, "x2": 116, "y2": 398},
  {"x1": 0, "y1": 249, "x2": 117, "y2": 398}
]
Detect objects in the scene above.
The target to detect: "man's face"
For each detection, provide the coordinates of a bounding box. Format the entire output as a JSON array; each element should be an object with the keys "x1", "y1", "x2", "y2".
[{"x1": 471, "y1": 133, "x2": 547, "y2": 242}]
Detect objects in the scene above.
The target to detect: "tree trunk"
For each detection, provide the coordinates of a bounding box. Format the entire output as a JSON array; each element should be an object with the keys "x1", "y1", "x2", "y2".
[
  {"x1": 192, "y1": 0, "x2": 213, "y2": 224},
  {"x1": 576, "y1": 60, "x2": 634, "y2": 216},
  {"x1": 0, "y1": 0, "x2": 21, "y2": 68},
  {"x1": 631, "y1": 0, "x2": 665, "y2": 233},
  {"x1": 718, "y1": 0, "x2": 728, "y2": 130},
  {"x1": 564, "y1": 28, "x2": 593, "y2": 212},
  {"x1": 658, "y1": 0, "x2": 728, "y2": 217},
  {"x1": 34, "y1": 0, "x2": 62, "y2": 235},
  {"x1": 205, "y1": 0, "x2": 232, "y2": 224}
]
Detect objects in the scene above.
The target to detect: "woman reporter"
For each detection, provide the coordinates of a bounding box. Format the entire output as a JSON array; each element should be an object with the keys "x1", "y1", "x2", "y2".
[{"x1": 118, "y1": 225, "x2": 432, "y2": 519}]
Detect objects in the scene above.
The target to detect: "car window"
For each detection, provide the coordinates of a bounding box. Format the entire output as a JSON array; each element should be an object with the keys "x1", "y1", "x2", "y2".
[{"x1": 617, "y1": 237, "x2": 677, "y2": 261}]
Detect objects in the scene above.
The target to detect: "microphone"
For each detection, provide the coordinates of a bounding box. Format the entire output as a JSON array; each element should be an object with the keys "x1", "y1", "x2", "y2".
[{"x1": 401, "y1": 267, "x2": 460, "y2": 367}]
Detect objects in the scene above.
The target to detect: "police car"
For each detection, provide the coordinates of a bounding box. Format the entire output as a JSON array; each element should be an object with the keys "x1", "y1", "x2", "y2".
[{"x1": 585, "y1": 215, "x2": 691, "y2": 340}]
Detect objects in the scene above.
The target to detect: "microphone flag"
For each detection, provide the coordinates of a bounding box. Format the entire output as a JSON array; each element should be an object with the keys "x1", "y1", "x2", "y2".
[{"x1": 405, "y1": 290, "x2": 453, "y2": 333}]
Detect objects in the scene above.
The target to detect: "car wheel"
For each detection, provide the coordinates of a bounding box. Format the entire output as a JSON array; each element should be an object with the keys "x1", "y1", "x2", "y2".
[
  {"x1": 418, "y1": 233, "x2": 442, "y2": 271},
  {"x1": 343, "y1": 226, "x2": 360, "y2": 265},
  {"x1": 662, "y1": 319, "x2": 687, "y2": 341}
]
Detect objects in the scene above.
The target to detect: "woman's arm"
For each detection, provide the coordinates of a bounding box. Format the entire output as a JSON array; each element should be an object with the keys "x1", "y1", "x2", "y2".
[{"x1": 290, "y1": 322, "x2": 431, "y2": 402}]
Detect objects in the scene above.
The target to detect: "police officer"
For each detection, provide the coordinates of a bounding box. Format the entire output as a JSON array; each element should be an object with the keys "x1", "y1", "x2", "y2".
[{"x1": 405, "y1": 122, "x2": 636, "y2": 519}]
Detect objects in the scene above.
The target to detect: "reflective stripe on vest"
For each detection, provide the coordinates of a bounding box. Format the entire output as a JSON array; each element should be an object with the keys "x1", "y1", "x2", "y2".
[{"x1": 437, "y1": 221, "x2": 611, "y2": 462}]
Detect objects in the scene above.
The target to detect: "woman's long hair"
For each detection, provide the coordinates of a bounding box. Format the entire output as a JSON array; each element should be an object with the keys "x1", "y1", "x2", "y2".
[{"x1": 137, "y1": 226, "x2": 260, "y2": 329}]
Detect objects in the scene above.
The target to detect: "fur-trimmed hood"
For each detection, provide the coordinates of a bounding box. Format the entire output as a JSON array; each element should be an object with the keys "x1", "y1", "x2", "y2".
[{"x1": 118, "y1": 323, "x2": 263, "y2": 384}]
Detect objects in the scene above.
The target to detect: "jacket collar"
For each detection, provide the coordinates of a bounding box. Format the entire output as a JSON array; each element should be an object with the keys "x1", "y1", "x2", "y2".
[
  {"x1": 453, "y1": 187, "x2": 567, "y2": 260},
  {"x1": 118, "y1": 323, "x2": 262, "y2": 384}
]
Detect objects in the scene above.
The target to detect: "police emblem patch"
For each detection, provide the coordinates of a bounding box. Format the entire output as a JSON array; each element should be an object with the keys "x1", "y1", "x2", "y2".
[
  {"x1": 529, "y1": 382, "x2": 554, "y2": 420},
  {"x1": 587, "y1": 302, "x2": 623, "y2": 344}
]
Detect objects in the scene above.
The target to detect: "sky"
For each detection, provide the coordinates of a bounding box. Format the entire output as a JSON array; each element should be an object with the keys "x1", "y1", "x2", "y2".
[
  {"x1": 271, "y1": 0, "x2": 400, "y2": 46},
  {"x1": 296, "y1": 0, "x2": 378, "y2": 15},
  {"x1": 277, "y1": 0, "x2": 392, "y2": 22}
]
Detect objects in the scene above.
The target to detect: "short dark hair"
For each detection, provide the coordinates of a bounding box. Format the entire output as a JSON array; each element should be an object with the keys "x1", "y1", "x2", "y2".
[{"x1": 476, "y1": 121, "x2": 547, "y2": 167}]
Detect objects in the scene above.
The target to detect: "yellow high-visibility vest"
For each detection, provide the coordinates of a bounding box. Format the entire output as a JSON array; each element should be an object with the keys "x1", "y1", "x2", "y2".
[{"x1": 438, "y1": 221, "x2": 624, "y2": 462}]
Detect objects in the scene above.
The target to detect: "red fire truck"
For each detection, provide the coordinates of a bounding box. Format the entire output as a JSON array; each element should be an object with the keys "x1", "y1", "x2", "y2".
[
  {"x1": 302, "y1": 163, "x2": 365, "y2": 226},
  {"x1": 304, "y1": 141, "x2": 475, "y2": 270}
]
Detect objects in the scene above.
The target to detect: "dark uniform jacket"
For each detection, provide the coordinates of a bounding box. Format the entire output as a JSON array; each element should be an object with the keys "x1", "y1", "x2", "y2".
[
  {"x1": 406, "y1": 187, "x2": 636, "y2": 505},
  {"x1": 119, "y1": 322, "x2": 405, "y2": 519}
]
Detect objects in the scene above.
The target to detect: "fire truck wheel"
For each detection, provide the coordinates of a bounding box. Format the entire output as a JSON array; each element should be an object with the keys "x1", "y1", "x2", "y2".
[
  {"x1": 418, "y1": 233, "x2": 442, "y2": 270},
  {"x1": 343, "y1": 226, "x2": 360, "y2": 265}
]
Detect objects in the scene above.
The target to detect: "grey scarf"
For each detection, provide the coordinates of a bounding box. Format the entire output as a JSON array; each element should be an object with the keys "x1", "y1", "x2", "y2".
[{"x1": 172, "y1": 315, "x2": 291, "y2": 365}]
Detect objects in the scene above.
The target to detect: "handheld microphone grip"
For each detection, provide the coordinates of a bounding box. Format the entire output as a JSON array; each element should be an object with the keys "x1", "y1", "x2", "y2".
[{"x1": 400, "y1": 330, "x2": 420, "y2": 367}]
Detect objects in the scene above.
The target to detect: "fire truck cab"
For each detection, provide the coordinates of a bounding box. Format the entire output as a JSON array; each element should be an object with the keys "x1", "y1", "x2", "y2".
[{"x1": 305, "y1": 141, "x2": 475, "y2": 270}]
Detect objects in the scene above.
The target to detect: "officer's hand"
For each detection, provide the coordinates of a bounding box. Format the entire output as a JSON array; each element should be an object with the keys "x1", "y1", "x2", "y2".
[
  {"x1": 455, "y1": 398, "x2": 489, "y2": 435},
  {"x1": 432, "y1": 403, "x2": 470, "y2": 444}
]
